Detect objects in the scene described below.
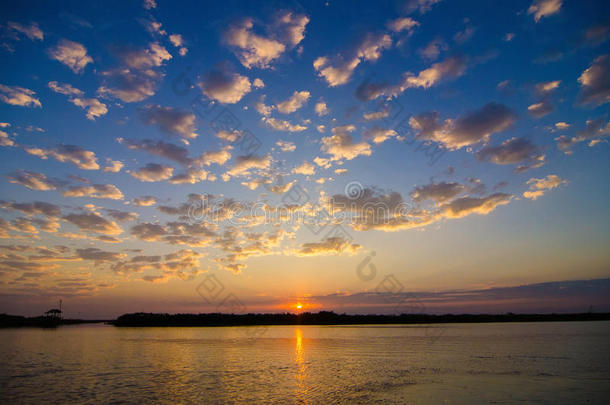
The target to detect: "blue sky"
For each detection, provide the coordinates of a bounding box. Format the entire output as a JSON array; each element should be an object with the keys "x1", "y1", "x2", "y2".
[{"x1": 0, "y1": 0, "x2": 609, "y2": 317}]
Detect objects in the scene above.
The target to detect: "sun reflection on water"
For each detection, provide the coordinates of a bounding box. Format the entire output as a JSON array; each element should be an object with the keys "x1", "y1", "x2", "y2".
[{"x1": 294, "y1": 328, "x2": 309, "y2": 402}]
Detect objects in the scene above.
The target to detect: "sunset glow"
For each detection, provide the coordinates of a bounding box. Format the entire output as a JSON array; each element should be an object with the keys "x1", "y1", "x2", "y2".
[{"x1": 0, "y1": 0, "x2": 609, "y2": 319}]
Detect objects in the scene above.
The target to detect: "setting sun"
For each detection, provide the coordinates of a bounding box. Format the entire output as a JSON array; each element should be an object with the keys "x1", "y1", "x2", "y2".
[{"x1": 296, "y1": 303, "x2": 303, "y2": 311}]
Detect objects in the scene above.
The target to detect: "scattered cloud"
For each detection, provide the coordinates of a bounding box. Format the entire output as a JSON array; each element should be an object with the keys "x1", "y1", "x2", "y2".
[
  {"x1": 62, "y1": 184, "x2": 124, "y2": 200},
  {"x1": 276, "y1": 90, "x2": 310, "y2": 114},
  {"x1": 409, "y1": 102, "x2": 516, "y2": 149},
  {"x1": 140, "y1": 105, "x2": 197, "y2": 139},
  {"x1": 293, "y1": 162, "x2": 315, "y2": 175},
  {"x1": 225, "y1": 154, "x2": 271, "y2": 178},
  {"x1": 528, "y1": 0, "x2": 563, "y2": 22},
  {"x1": 130, "y1": 163, "x2": 174, "y2": 182},
  {"x1": 314, "y1": 33, "x2": 392, "y2": 86},
  {"x1": 355, "y1": 56, "x2": 467, "y2": 100},
  {"x1": 63, "y1": 212, "x2": 123, "y2": 235},
  {"x1": 224, "y1": 12, "x2": 309, "y2": 69},
  {"x1": 577, "y1": 54, "x2": 610, "y2": 106},
  {"x1": 133, "y1": 196, "x2": 157, "y2": 207},
  {"x1": 48, "y1": 39, "x2": 93, "y2": 73},
  {"x1": 523, "y1": 175, "x2": 566, "y2": 200},
  {"x1": 295, "y1": 236, "x2": 361, "y2": 256},
  {"x1": 442, "y1": 193, "x2": 512, "y2": 218},
  {"x1": 476, "y1": 137, "x2": 545, "y2": 172},
  {"x1": 262, "y1": 117, "x2": 307, "y2": 132},
  {"x1": 0, "y1": 84, "x2": 41, "y2": 108},
  {"x1": 24, "y1": 144, "x2": 100, "y2": 170},
  {"x1": 321, "y1": 125, "x2": 371, "y2": 161},
  {"x1": 411, "y1": 181, "x2": 466, "y2": 204},
  {"x1": 199, "y1": 63, "x2": 252, "y2": 104},
  {"x1": 363, "y1": 126, "x2": 398, "y2": 144},
  {"x1": 276, "y1": 140, "x2": 296, "y2": 152},
  {"x1": 7, "y1": 170, "x2": 61, "y2": 191},
  {"x1": 6, "y1": 21, "x2": 44, "y2": 41}
]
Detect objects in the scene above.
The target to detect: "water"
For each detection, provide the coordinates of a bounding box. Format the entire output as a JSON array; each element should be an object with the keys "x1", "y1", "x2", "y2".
[{"x1": 1, "y1": 321, "x2": 609, "y2": 404}]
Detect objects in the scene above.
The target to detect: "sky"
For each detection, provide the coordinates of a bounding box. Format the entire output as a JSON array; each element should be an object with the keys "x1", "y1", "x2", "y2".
[{"x1": 0, "y1": 0, "x2": 609, "y2": 318}]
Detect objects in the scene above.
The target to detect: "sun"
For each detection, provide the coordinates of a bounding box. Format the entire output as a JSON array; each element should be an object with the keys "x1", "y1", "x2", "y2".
[{"x1": 296, "y1": 302, "x2": 303, "y2": 311}]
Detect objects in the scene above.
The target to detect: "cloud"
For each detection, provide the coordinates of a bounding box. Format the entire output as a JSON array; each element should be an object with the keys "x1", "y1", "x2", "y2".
[
  {"x1": 535, "y1": 80, "x2": 561, "y2": 94},
  {"x1": 321, "y1": 125, "x2": 371, "y2": 161},
  {"x1": 276, "y1": 91, "x2": 310, "y2": 114},
  {"x1": 143, "y1": 0, "x2": 157, "y2": 9},
  {"x1": 75, "y1": 247, "x2": 126, "y2": 263},
  {"x1": 555, "y1": 117, "x2": 610, "y2": 154},
  {"x1": 130, "y1": 221, "x2": 215, "y2": 247},
  {"x1": 363, "y1": 110, "x2": 390, "y2": 121},
  {"x1": 194, "y1": 146, "x2": 232, "y2": 167},
  {"x1": 355, "y1": 56, "x2": 467, "y2": 100},
  {"x1": 102, "y1": 159, "x2": 124, "y2": 173},
  {"x1": 169, "y1": 168, "x2": 214, "y2": 184},
  {"x1": 224, "y1": 12, "x2": 309, "y2": 69},
  {"x1": 125, "y1": 139, "x2": 232, "y2": 168},
  {"x1": 276, "y1": 140, "x2": 296, "y2": 152},
  {"x1": 216, "y1": 129, "x2": 241, "y2": 142},
  {"x1": 70, "y1": 97, "x2": 108, "y2": 120},
  {"x1": 6, "y1": 21, "x2": 44, "y2": 41},
  {"x1": 8, "y1": 170, "x2": 62, "y2": 191},
  {"x1": 314, "y1": 100, "x2": 329, "y2": 116},
  {"x1": 97, "y1": 69, "x2": 157, "y2": 103},
  {"x1": 523, "y1": 175, "x2": 566, "y2": 200},
  {"x1": 169, "y1": 34, "x2": 188, "y2": 56},
  {"x1": 62, "y1": 184, "x2": 124, "y2": 200},
  {"x1": 130, "y1": 163, "x2": 174, "y2": 182},
  {"x1": 274, "y1": 11, "x2": 310, "y2": 47},
  {"x1": 0, "y1": 200, "x2": 61, "y2": 217},
  {"x1": 453, "y1": 25, "x2": 476, "y2": 44},
  {"x1": 577, "y1": 54, "x2": 610, "y2": 106},
  {"x1": 295, "y1": 236, "x2": 361, "y2": 256},
  {"x1": 0, "y1": 130, "x2": 15, "y2": 147},
  {"x1": 527, "y1": 100, "x2": 553, "y2": 118},
  {"x1": 104, "y1": 209, "x2": 138, "y2": 222},
  {"x1": 254, "y1": 95, "x2": 273, "y2": 117},
  {"x1": 418, "y1": 38, "x2": 447, "y2": 61},
  {"x1": 409, "y1": 102, "x2": 516, "y2": 149},
  {"x1": 48, "y1": 81, "x2": 107, "y2": 120},
  {"x1": 476, "y1": 137, "x2": 545, "y2": 172},
  {"x1": 48, "y1": 39, "x2": 93, "y2": 73},
  {"x1": 403, "y1": 0, "x2": 442, "y2": 15},
  {"x1": 96, "y1": 42, "x2": 171, "y2": 103},
  {"x1": 133, "y1": 196, "x2": 157, "y2": 206},
  {"x1": 63, "y1": 212, "x2": 123, "y2": 235},
  {"x1": 169, "y1": 34, "x2": 183, "y2": 47},
  {"x1": 140, "y1": 105, "x2": 197, "y2": 139},
  {"x1": 120, "y1": 138, "x2": 191, "y2": 165},
  {"x1": 528, "y1": 0, "x2": 562, "y2": 22},
  {"x1": 119, "y1": 42, "x2": 172, "y2": 70},
  {"x1": 199, "y1": 63, "x2": 252, "y2": 104},
  {"x1": 224, "y1": 19, "x2": 285, "y2": 69},
  {"x1": 441, "y1": 193, "x2": 512, "y2": 218},
  {"x1": 293, "y1": 162, "x2": 315, "y2": 175},
  {"x1": 387, "y1": 17, "x2": 419, "y2": 33},
  {"x1": 411, "y1": 181, "x2": 466, "y2": 204},
  {"x1": 363, "y1": 126, "x2": 398, "y2": 144},
  {"x1": 262, "y1": 117, "x2": 307, "y2": 132},
  {"x1": 314, "y1": 33, "x2": 392, "y2": 87},
  {"x1": 0, "y1": 84, "x2": 41, "y2": 108},
  {"x1": 48, "y1": 81, "x2": 83, "y2": 96},
  {"x1": 24, "y1": 144, "x2": 99, "y2": 170},
  {"x1": 225, "y1": 154, "x2": 271, "y2": 177}
]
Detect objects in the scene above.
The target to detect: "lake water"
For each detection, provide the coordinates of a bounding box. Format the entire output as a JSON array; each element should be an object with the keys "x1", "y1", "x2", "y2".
[{"x1": 1, "y1": 321, "x2": 609, "y2": 404}]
